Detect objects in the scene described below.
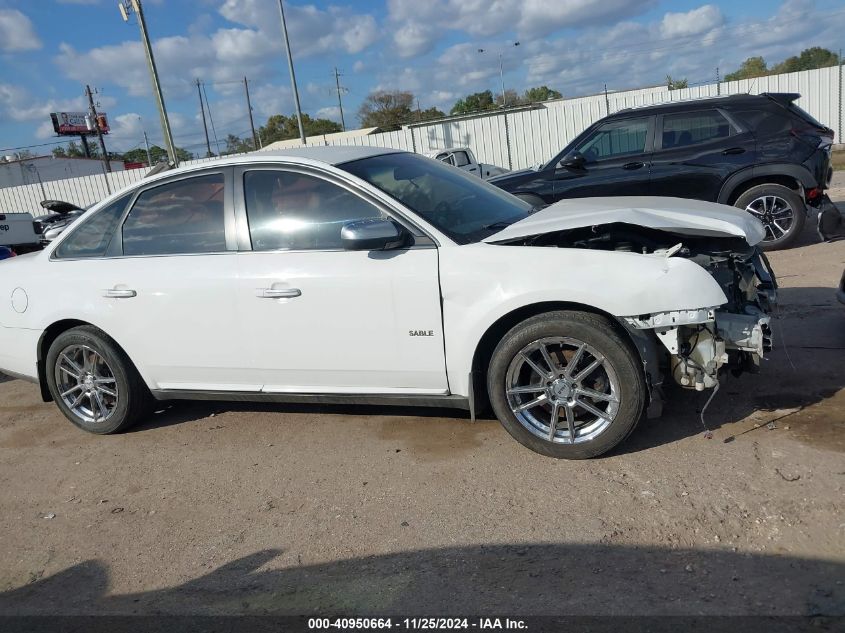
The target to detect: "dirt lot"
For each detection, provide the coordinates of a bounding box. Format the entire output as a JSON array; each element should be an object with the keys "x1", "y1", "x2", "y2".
[{"x1": 0, "y1": 186, "x2": 843, "y2": 617}]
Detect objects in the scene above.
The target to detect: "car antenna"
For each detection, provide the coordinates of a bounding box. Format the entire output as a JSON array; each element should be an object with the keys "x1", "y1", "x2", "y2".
[
  {"x1": 144, "y1": 161, "x2": 174, "y2": 178},
  {"x1": 746, "y1": 76, "x2": 759, "y2": 95}
]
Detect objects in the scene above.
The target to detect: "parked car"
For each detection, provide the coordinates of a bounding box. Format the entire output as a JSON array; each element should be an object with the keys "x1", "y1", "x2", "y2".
[
  {"x1": 490, "y1": 93, "x2": 834, "y2": 250},
  {"x1": 425, "y1": 147, "x2": 509, "y2": 179},
  {"x1": 33, "y1": 200, "x2": 86, "y2": 244},
  {"x1": 0, "y1": 147, "x2": 777, "y2": 459},
  {"x1": 0, "y1": 212, "x2": 40, "y2": 252}
]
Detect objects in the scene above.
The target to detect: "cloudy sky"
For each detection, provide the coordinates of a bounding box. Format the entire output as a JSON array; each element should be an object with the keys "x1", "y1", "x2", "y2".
[{"x1": 0, "y1": 0, "x2": 842, "y2": 157}]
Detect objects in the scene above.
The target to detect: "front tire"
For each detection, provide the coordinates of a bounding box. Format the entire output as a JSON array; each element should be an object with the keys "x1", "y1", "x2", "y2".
[
  {"x1": 734, "y1": 184, "x2": 805, "y2": 250},
  {"x1": 487, "y1": 311, "x2": 645, "y2": 459},
  {"x1": 46, "y1": 326, "x2": 152, "y2": 434}
]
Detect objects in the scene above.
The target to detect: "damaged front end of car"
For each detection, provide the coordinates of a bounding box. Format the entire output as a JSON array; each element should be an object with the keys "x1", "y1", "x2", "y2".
[{"x1": 531, "y1": 222, "x2": 777, "y2": 407}]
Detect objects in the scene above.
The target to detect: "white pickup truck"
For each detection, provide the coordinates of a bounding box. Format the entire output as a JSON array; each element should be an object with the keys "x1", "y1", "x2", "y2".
[
  {"x1": 0, "y1": 212, "x2": 39, "y2": 250},
  {"x1": 425, "y1": 147, "x2": 509, "y2": 179}
]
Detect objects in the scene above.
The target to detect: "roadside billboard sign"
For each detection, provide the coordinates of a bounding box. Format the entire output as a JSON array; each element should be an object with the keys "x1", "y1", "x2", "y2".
[{"x1": 50, "y1": 112, "x2": 110, "y2": 136}]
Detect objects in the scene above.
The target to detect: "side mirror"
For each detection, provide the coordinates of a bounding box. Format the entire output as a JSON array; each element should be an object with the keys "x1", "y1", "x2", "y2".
[
  {"x1": 341, "y1": 218, "x2": 407, "y2": 251},
  {"x1": 558, "y1": 152, "x2": 585, "y2": 169}
]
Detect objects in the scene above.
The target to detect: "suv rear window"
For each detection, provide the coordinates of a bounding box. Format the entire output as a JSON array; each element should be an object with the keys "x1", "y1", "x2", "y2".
[
  {"x1": 661, "y1": 110, "x2": 731, "y2": 149},
  {"x1": 786, "y1": 102, "x2": 828, "y2": 131}
]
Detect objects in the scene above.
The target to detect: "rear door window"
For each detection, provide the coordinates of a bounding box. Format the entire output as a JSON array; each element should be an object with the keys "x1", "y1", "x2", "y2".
[
  {"x1": 661, "y1": 110, "x2": 732, "y2": 149},
  {"x1": 121, "y1": 173, "x2": 226, "y2": 256}
]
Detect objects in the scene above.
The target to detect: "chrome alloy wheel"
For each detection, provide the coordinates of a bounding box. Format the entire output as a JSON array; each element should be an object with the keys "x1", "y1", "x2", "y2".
[
  {"x1": 54, "y1": 344, "x2": 119, "y2": 424},
  {"x1": 745, "y1": 195, "x2": 795, "y2": 242},
  {"x1": 505, "y1": 337, "x2": 620, "y2": 444}
]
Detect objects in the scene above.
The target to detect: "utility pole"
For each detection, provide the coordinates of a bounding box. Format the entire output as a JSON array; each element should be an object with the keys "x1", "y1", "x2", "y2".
[
  {"x1": 143, "y1": 131, "x2": 153, "y2": 165},
  {"x1": 277, "y1": 0, "x2": 307, "y2": 144},
  {"x1": 244, "y1": 77, "x2": 259, "y2": 150},
  {"x1": 333, "y1": 67, "x2": 346, "y2": 131},
  {"x1": 478, "y1": 42, "x2": 519, "y2": 107},
  {"x1": 839, "y1": 49, "x2": 842, "y2": 143},
  {"x1": 196, "y1": 78, "x2": 212, "y2": 157},
  {"x1": 716, "y1": 66, "x2": 721, "y2": 95},
  {"x1": 120, "y1": 0, "x2": 178, "y2": 166},
  {"x1": 86, "y1": 84, "x2": 111, "y2": 173},
  {"x1": 137, "y1": 116, "x2": 153, "y2": 165}
]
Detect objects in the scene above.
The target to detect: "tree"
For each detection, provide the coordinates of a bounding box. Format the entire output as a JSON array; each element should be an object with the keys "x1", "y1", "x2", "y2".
[
  {"x1": 494, "y1": 89, "x2": 522, "y2": 107},
  {"x1": 52, "y1": 140, "x2": 90, "y2": 158},
  {"x1": 666, "y1": 75, "x2": 689, "y2": 90},
  {"x1": 417, "y1": 106, "x2": 445, "y2": 122},
  {"x1": 724, "y1": 56, "x2": 768, "y2": 81},
  {"x1": 523, "y1": 86, "x2": 562, "y2": 102},
  {"x1": 258, "y1": 113, "x2": 342, "y2": 144},
  {"x1": 450, "y1": 90, "x2": 496, "y2": 115},
  {"x1": 122, "y1": 145, "x2": 193, "y2": 164},
  {"x1": 223, "y1": 134, "x2": 253, "y2": 155},
  {"x1": 357, "y1": 91, "x2": 415, "y2": 130},
  {"x1": 723, "y1": 48, "x2": 839, "y2": 82},
  {"x1": 771, "y1": 47, "x2": 840, "y2": 74}
]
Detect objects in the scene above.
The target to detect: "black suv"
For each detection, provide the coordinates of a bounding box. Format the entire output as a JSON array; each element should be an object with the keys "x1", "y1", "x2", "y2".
[{"x1": 490, "y1": 93, "x2": 834, "y2": 249}]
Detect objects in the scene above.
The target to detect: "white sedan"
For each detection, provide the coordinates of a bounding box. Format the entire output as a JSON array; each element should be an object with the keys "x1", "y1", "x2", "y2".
[{"x1": 0, "y1": 147, "x2": 776, "y2": 458}]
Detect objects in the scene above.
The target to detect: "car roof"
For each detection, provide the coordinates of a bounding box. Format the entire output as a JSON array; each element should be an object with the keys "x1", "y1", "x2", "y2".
[
  {"x1": 245, "y1": 145, "x2": 403, "y2": 165},
  {"x1": 132, "y1": 145, "x2": 404, "y2": 189},
  {"x1": 610, "y1": 92, "x2": 791, "y2": 117}
]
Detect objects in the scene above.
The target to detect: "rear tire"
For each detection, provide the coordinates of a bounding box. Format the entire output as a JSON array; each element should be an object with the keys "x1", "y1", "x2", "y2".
[
  {"x1": 734, "y1": 183, "x2": 805, "y2": 250},
  {"x1": 46, "y1": 326, "x2": 152, "y2": 434},
  {"x1": 487, "y1": 311, "x2": 645, "y2": 459}
]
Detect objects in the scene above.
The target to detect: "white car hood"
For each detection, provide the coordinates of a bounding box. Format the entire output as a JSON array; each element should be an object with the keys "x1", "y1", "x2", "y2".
[{"x1": 483, "y1": 196, "x2": 765, "y2": 245}]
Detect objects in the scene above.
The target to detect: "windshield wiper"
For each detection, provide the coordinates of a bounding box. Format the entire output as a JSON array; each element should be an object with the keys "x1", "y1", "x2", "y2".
[{"x1": 482, "y1": 220, "x2": 515, "y2": 231}]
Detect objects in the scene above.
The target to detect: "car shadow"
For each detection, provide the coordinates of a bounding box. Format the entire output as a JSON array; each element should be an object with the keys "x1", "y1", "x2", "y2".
[{"x1": 0, "y1": 544, "x2": 841, "y2": 619}]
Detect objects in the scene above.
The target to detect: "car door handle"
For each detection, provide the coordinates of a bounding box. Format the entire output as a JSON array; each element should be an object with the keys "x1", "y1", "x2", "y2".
[
  {"x1": 623, "y1": 161, "x2": 645, "y2": 170},
  {"x1": 722, "y1": 147, "x2": 746, "y2": 155},
  {"x1": 258, "y1": 288, "x2": 301, "y2": 299},
  {"x1": 102, "y1": 289, "x2": 136, "y2": 299}
]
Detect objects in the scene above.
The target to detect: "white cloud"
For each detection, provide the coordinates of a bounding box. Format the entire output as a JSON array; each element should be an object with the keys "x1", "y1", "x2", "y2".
[
  {"x1": 316, "y1": 106, "x2": 341, "y2": 123},
  {"x1": 0, "y1": 9, "x2": 42, "y2": 52},
  {"x1": 218, "y1": 0, "x2": 379, "y2": 56},
  {"x1": 393, "y1": 21, "x2": 438, "y2": 58},
  {"x1": 0, "y1": 83, "x2": 115, "y2": 123},
  {"x1": 660, "y1": 4, "x2": 724, "y2": 38},
  {"x1": 387, "y1": 0, "x2": 654, "y2": 56}
]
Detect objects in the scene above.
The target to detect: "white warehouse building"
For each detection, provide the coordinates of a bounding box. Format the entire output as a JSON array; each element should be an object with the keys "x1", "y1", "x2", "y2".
[{"x1": 0, "y1": 155, "x2": 124, "y2": 190}]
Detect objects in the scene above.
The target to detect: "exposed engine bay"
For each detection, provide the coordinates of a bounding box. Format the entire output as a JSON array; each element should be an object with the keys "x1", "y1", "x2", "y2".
[{"x1": 515, "y1": 222, "x2": 778, "y2": 399}]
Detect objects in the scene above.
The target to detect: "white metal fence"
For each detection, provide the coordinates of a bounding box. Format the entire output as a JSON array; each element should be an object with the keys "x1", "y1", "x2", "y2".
[{"x1": 2, "y1": 64, "x2": 842, "y2": 216}]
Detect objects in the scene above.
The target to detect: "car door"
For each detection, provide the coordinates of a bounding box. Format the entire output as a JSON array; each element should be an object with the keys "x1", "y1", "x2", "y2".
[
  {"x1": 649, "y1": 108, "x2": 757, "y2": 202},
  {"x1": 552, "y1": 115, "x2": 653, "y2": 199},
  {"x1": 234, "y1": 166, "x2": 447, "y2": 394},
  {"x1": 50, "y1": 169, "x2": 255, "y2": 393}
]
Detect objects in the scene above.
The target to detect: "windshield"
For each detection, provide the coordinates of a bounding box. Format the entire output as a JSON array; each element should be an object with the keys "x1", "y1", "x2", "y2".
[{"x1": 341, "y1": 152, "x2": 532, "y2": 244}]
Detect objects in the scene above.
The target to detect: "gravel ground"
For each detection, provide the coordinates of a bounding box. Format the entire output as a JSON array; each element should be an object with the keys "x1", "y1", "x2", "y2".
[{"x1": 0, "y1": 185, "x2": 843, "y2": 617}]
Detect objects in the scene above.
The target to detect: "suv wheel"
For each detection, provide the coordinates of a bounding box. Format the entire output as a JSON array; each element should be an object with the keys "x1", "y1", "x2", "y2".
[
  {"x1": 735, "y1": 184, "x2": 806, "y2": 250},
  {"x1": 46, "y1": 326, "x2": 152, "y2": 434},
  {"x1": 487, "y1": 311, "x2": 645, "y2": 459}
]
